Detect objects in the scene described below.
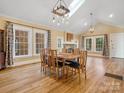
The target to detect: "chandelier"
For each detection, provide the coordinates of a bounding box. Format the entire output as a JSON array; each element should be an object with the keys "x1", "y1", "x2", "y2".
[
  {"x1": 52, "y1": 0, "x2": 70, "y2": 25},
  {"x1": 89, "y1": 13, "x2": 95, "y2": 33}
]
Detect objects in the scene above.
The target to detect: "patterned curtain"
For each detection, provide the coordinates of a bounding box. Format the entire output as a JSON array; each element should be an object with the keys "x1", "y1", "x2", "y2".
[
  {"x1": 81, "y1": 36, "x2": 85, "y2": 50},
  {"x1": 5, "y1": 22, "x2": 14, "y2": 66},
  {"x1": 103, "y1": 34, "x2": 109, "y2": 56},
  {"x1": 48, "y1": 30, "x2": 51, "y2": 48}
]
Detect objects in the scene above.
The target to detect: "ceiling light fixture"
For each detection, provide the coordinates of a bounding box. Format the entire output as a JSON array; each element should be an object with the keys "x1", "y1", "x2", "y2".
[
  {"x1": 84, "y1": 22, "x2": 88, "y2": 26},
  {"x1": 89, "y1": 13, "x2": 95, "y2": 33},
  {"x1": 52, "y1": 0, "x2": 70, "y2": 25},
  {"x1": 109, "y1": 14, "x2": 114, "y2": 18}
]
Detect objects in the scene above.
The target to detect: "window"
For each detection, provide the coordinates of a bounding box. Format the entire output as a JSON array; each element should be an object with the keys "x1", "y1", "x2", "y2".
[
  {"x1": 34, "y1": 28, "x2": 48, "y2": 55},
  {"x1": 13, "y1": 24, "x2": 48, "y2": 57},
  {"x1": 57, "y1": 38, "x2": 62, "y2": 48},
  {"x1": 13, "y1": 24, "x2": 32, "y2": 58},
  {"x1": 69, "y1": 0, "x2": 86, "y2": 17},
  {"x1": 35, "y1": 33, "x2": 44, "y2": 54},
  {"x1": 15, "y1": 30, "x2": 28, "y2": 56},
  {"x1": 57, "y1": 37, "x2": 63, "y2": 49},
  {"x1": 95, "y1": 37, "x2": 104, "y2": 51},
  {"x1": 86, "y1": 38, "x2": 92, "y2": 51},
  {"x1": 84, "y1": 36, "x2": 104, "y2": 52}
]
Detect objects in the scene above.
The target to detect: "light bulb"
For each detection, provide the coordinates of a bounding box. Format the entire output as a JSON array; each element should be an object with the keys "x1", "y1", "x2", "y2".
[
  {"x1": 57, "y1": 22, "x2": 60, "y2": 26},
  {"x1": 52, "y1": 17, "x2": 55, "y2": 23}
]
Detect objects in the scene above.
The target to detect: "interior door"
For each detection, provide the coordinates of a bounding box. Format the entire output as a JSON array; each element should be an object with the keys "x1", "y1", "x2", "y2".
[{"x1": 110, "y1": 33, "x2": 124, "y2": 58}]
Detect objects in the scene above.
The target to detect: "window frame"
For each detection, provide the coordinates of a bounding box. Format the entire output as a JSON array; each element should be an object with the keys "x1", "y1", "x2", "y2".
[
  {"x1": 33, "y1": 28, "x2": 48, "y2": 55},
  {"x1": 57, "y1": 36, "x2": 64, "y2": 53},
  {"x1": 84, "y1": 35, "x2": 104, "y2": 53},
  {"x1": 13, "y1": 24, "x2": 32, "y2": 58},
  {"x1": 94, "y1": 35, "x2": 104, "y2": 53},
  {"x1": 84, "y1": 37, "x2": 94, "y2": 52}
]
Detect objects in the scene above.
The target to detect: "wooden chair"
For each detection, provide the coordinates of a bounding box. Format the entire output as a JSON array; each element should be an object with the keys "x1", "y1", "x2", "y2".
[
  {"x1": 40, "y1": 48, "x2": 51, "y2": 73},
  {"x1": 40, "y1": 48, "x2": 46, "y2": 72},
  {"x1": 66, "y1": 51, "x2": 87, "y2": 81},
  {"x1": 62, "y1": 48, "x2": 67, "y2": 53},
  {"x1": 73, "y1": 48, "x2": 80, "y2": 55},
  {"x1": 48, "y1": 50, "x2": 64, "y2": 79},
  {"x1": 79, "y1": 51, "x2": 87, "y2": 79}
]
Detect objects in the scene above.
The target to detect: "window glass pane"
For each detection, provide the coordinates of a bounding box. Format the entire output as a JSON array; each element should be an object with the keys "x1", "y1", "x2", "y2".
[
  {"x1": 35, "y1": 33, "x2": 44, "y2": 54},
  {"x1": 15, "y1": 30, "x2": 28, "y2": 56},
  {"x1": 58, "y1": 39, "x2": 62, "y2": 48},
  {"x1": 96, "y1": 37, "x2": 104, "y2": 51},
  {"x1": 86, "y1": 38, "x2": 92, "y2": 51}
]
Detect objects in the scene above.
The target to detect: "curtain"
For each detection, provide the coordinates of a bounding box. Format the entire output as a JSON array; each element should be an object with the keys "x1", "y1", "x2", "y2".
[
  {"x1": 48, "y1": 30, "x2": 51, "y2": 48},
  {"x1": 103, "y1": 34, "x2": 109, "y2": 56},
  {"x1": 81, "y1": 36, "x2": 85, "y2": 50},
  {"x1": 5, "y1": 22, "x2": 14, "y2": 66}
]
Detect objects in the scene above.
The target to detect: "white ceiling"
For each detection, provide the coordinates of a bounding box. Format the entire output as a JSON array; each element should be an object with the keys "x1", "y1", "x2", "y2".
[{"x1": 0, "y1": 0, "x2": 124, "y2": 33}]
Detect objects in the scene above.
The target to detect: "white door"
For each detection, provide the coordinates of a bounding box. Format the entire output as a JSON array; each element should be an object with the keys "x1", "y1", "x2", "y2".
[{"x1": 110, "y1": 33, "x2": 124, "y2": 58}]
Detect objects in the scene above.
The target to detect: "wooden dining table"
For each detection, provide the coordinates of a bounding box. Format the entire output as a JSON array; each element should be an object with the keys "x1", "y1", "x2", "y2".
[{"x1": 57, "y1": 53, "x2": 80, "y2": 60}]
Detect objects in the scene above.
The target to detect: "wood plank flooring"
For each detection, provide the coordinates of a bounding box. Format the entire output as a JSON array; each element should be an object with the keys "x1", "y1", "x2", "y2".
[{"x1": 0, "y1": 57, "x2": 124, "y2": 93}]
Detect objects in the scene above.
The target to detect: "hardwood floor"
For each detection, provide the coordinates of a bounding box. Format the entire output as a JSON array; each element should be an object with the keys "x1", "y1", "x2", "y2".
[{"x1": 0, "y1": 57, "x2": 124, "y2": 93}]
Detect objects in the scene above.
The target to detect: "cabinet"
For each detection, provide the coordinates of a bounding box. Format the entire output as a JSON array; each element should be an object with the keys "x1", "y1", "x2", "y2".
[{"x1": 66, "y1": 33, "x2": 73, "y2": 41}]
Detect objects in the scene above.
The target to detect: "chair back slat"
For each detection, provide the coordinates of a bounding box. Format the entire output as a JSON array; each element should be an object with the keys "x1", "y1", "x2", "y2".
[
  {"x1": 62, "y1": 48, "x2": 67, "y2": 53},
  {"x1": 40, "y1": 48, "x2": 46, "y2": 63},
  {"x1": 73, "y1": 48, "x2": 80, "y2": 55},
  {"x1": 79, "y1": 51, "x2": 87, "y2": 69},
  {"x1": 49, "y1": 50, "x2": 57, "y2": 67}
]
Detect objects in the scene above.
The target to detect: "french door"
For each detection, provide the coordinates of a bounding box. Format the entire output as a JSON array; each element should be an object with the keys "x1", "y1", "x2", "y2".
[
  {"x1": 84, "y1": 37, "x2": 93, "y2": 51},
  {"x1": 84, "y1": 36, "x2": 104, "y2": 53}
]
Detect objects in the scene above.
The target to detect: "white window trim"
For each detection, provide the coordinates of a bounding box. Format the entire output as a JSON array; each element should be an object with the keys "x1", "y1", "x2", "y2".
[
  {"x1": 13, "y1": 24, "x2": 32, "y2": 58},
  {"x1": 33, "y1": 28, "x2": 48, "y2": 56}
]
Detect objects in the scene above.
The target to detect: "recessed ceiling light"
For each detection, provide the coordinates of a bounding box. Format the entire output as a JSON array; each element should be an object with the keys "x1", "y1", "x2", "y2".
[
  {"x1": 84, "y1": 22, "x2": 87, "y2": 26},
  {"x1": 109, "y1": 14, "x2": 114, "y2": 18}
]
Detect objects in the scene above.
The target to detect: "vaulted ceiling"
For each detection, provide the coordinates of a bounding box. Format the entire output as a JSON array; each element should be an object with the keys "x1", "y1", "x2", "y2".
[{"x1": 0, "y1": 0, "x2": 124, "y2": 33}]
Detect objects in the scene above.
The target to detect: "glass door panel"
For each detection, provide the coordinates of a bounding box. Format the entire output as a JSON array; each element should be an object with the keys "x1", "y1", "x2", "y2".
[{"x1": 85, "y1": 37, "x2": 93, "y2": 51}]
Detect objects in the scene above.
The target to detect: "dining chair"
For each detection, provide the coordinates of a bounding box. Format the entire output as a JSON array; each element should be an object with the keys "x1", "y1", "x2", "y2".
[
  {"x1": 62, "y1": 48, "x2": 67, "y2": 53},
  {"x1": 40, "y1": 48, "x2": 46, "y2": 72},
  {"x1": 40, "y1": 48, "x2": 51, "y2": 73},
  {"x1": 66, "y1": 51, "x2": 87, "y2": 81},
  {"x1": 73, "y1": 48, "x2": 80, "y2": 55},
  {"x1": 48, "y1": 50, "x2": 64, "y2": 79},
  {"x1": 79, "y1": 51, "x2": 87, "y2": 79}
]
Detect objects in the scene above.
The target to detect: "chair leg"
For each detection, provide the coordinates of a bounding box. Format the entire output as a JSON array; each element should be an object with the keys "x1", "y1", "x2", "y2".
[
  {"x1": 45, "y1": 67, "x2": 46, "y2": 74},
  {"x1": 71, "y1": 68, "x2": 73, "y2": 75},
  {"x1": 50, "y1": 67, "x2": 52, "y2": 77},
  {"x1": 65, "y1": 67, "x2": 68, "y2": 78},
  {"x1": 56, "y1": 67, "x2": 59, "y2": 80},
  {"x1": 74, "y1": 69, "x2": 76, "y2": 75},
  {"x1": 41, "y1": 63, "x2": 43, "y2": 72},
  {"x1": 85, "y1": 70, "x2": 86, "y2": 79},
  {"x1": 78, "y1": 69, "x2": 81, "y2": 82}
]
